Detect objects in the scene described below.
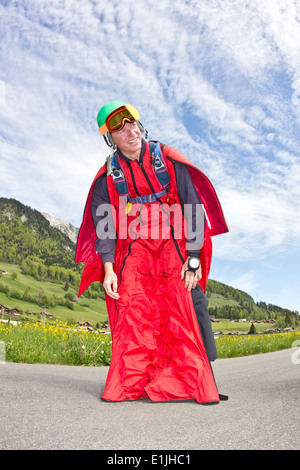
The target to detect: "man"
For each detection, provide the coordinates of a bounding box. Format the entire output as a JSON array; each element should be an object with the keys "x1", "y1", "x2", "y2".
[{"x1": 76, "y1": 101, "x2": 229, "y2": 404}]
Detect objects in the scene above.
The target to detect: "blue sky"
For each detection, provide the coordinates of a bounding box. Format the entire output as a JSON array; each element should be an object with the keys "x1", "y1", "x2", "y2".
[{"x1": 1, "y1": 0, "x2": 300, "y2": 312}]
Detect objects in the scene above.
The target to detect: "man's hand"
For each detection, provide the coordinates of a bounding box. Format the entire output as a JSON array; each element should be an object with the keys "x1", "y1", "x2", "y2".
[
  {"x1": 181, "y1": 257, "x2": 202, "y2": 291},
  {"x1": 103, "y1": 262, "x2": 120, "y2": 300}
]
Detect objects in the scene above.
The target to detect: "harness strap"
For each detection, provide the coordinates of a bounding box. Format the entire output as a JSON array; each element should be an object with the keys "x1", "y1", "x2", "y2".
[
  {"x1": 110, "y1": 153, "x2": 129, "y2": 196},
  {"x1": 128, "y1": 188, "x2": 168, "y2": 204},
  {"x1": 107, "y1": 141, "x2": 170, "y2": 202},
  {"x1": 150, "y1": 141, "x2": 170, "y2": 189}
]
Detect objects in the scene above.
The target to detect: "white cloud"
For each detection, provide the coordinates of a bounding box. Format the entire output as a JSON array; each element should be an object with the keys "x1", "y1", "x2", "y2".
[{"x1": 229, "y1": 270, "x2": 258, "y2": 295}]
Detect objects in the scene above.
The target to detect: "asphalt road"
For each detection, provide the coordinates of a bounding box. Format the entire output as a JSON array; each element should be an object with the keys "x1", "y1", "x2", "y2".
[{"x1": 0, "y1": 349, "x2": 299, "y2": 450}]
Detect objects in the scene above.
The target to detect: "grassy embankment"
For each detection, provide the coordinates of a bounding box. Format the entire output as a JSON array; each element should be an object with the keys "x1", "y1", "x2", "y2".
[{"x1": 0, "y1": 319, "x2": 299, "y2": 366}]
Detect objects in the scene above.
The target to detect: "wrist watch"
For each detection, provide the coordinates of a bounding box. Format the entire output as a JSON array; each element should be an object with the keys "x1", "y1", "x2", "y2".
[{"x1": 187, "y1": 256, "x2": 200, "y2": 274}]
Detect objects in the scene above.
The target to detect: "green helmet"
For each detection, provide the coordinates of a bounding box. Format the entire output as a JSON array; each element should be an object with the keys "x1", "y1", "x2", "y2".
[
  {"x1": 97, "y1": 101, "x2": 127, "y2": 133},
  {"x1": 97, "y1": 100, "x2": 147, "y2": 147},
  {"x1": 97, "y1": 101, "x2": 139, "y2": 135}
]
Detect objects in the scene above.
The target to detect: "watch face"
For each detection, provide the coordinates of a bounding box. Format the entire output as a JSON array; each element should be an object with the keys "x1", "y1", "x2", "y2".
[{"x1": 189, "y1": 257, "x2": 200, "y2": 269}]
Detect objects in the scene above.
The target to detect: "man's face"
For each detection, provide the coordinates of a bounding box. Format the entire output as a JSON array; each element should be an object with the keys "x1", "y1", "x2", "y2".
[{"x1": 111, "y1": 121, "x2": 142, "y2": 159}]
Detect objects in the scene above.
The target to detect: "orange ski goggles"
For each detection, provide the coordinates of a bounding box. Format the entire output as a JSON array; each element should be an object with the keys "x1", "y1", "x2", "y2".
[{"x1": 99, "y1": 105, "x2": 139, "y2": 135}]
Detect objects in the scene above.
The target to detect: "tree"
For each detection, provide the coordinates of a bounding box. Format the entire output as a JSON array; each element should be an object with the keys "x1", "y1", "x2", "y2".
[
  {"x1": 285, "y1": 312, "x2": 295, "y2": 328},
  {"x1": 276, "y1": 317, "x2": 285, "y2": 329}
]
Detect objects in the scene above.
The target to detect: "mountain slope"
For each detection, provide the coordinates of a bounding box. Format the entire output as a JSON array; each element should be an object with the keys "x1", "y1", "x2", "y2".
[
  {"x1": 42, "y1": 212, "x2": 79, "y2": 243},
  {"x1": 0, "y1": 198, "x2": 76, "y2": 268}
]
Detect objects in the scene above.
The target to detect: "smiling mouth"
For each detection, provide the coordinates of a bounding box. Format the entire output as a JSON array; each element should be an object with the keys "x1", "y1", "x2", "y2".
[{"x1": 128, "y1": 137, "x2": 139, "y2": 144}]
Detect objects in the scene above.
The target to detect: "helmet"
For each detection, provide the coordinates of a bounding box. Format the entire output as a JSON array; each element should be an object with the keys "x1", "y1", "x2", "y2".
[{"x1": 97, "y1": 101, "x2": 147, "y2": 147}]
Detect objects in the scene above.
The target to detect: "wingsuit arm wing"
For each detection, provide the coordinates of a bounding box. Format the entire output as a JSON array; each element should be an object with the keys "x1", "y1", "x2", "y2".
[
  {"x1": 90, "y1": 173, "x2": 117, "y2": 265},
  {"x1": 173, "y1": 161, "x2": 205, "y2": 257}
]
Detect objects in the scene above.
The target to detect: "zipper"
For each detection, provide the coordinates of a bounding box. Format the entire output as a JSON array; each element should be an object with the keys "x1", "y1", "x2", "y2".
[
  {"x1": 139, "y1": 161, "x2": 156, "y2": 193},
  {"x1": 118, "y1": 238, "x2": 137, "y2": 287},
  {"x1": 128, "y1": 159, "x2": 157, "y2": 195},
  {"x1": 138, "y1": 160, "x2": 185, "y2": 264},
  {"x1": 169, "y1": 220, "x2": 185, "y2": 263},
  {"x1": 120, "y1": 156, "x2": 185, "y2": 278},
  {"x1": 118, "y1": 160, "x2": 146, "y2": 286},
  {"x1": 157, "y1": 198, "x2": 185, "y2": 263},
  {"x1": 127, "y1": 162, "x2": 141, "y2": 196}
]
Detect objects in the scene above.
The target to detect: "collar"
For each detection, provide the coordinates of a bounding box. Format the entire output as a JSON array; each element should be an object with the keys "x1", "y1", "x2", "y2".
[{"x1": 117, "y1": 139, "x2": 146, "y2": 164}]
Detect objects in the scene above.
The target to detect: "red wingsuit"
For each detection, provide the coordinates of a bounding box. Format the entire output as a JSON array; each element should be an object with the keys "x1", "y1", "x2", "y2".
[{"x1": 75, "y1": 142, "x2": 228, "y2": 403}]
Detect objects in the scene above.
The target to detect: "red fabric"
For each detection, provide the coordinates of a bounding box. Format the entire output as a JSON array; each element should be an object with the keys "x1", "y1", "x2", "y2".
[
  {"x1": 76, "y1": 143, "x2": 228, "y2": 294},
  {"x1": 103, "y1": 235, "x2": 218, "y2": 403},
  {"x1": 75, "y1": 142, "x2": 228, "y2": 403}
]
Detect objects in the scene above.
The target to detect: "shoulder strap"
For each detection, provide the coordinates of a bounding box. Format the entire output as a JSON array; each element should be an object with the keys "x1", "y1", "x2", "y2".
[
  {"x1": 107, "y1": 141, "x2": 170, "y2": 198},
  {"x1": 149, "y1": 141, "x2": 170, "y2": 189},
  {"x1": 107, "y1": 152, "x2": 129, "y2": 197}
]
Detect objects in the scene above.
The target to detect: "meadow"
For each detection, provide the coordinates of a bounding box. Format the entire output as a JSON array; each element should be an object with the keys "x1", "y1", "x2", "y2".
[
  {"x1": 215, "y1": 330, "x2": 300, "y2": 358},
  {"x1": 0, "y1": 320, "x2": 112, "y2": 366},
  {"x1": 0, "y1": 319, "x2": 299, "y2": 366}
]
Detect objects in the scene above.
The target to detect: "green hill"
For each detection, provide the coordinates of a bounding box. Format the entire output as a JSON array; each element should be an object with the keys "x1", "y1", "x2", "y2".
[
  {"x1": 0, "y1": 197, "x2": 107, "y2": 325},
  {"x1": 0, "y1": 197, "x2": 76, "y2": 267},
  {"x1": 0, "y1": 261, "x2": 108, "y2": 325}
]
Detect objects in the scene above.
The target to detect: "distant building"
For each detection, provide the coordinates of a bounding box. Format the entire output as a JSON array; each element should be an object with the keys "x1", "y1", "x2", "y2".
[{"x1": 77, "y1": 321, "x2": 93, "y2": 327}]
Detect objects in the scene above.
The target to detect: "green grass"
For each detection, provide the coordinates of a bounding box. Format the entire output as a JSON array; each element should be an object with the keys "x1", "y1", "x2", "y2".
[
  {"x1": 0, "y1": 320, "x2": 112, "y2": 366},
  {"x1": 0, "y1": 320, "x2": 299, "y2": 366},
  {"x1": 211, "y1": 319, "x2": 274, "y2": 334},
  {"x1": 216, "y1": 330, "x2": 300, "y2": 358},
  {"x1": 208, "y1": 293, "x2": 240, "y2": 308}
]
